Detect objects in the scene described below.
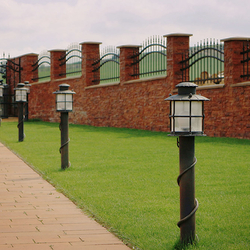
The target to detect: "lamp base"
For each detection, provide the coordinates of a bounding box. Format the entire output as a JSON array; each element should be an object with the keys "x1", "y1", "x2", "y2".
[
  {"x1": 18, "y1": 102, "x2": 24, "y2": 142},
  {"x1": 60, "y1": 112, "x2": 70, "y2": 170}
]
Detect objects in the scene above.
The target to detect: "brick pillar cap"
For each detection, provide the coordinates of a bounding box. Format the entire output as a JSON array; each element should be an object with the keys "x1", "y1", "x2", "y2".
[
  {"x1": 16, "y1": 53, "x2": 39, "y2": 58},
  {"x1": 48, "y1": 49, "x2": 67, "y2": 52},
  {"x1": 221, "y1": 37, "x2": 250, "y2": 42},
  {"x1": 80, "y1": 41, "x2": 102, "y2": 45},
  {"x1": 164, "y1": 33, "x2": 193, "y2": 38},
  {"x1": 117, "y1": 45, "x2": 141, "y2": 49}
]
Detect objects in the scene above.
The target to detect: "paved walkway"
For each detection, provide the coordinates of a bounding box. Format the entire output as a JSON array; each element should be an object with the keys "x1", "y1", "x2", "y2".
[{"x1": 0, "y1": 142, "x2": 131, "y2": 250}]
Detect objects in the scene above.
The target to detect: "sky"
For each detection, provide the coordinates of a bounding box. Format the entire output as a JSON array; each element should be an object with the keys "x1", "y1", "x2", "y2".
[{"x1": 0, "y1": 0, "x2": 250, "y2": 58}]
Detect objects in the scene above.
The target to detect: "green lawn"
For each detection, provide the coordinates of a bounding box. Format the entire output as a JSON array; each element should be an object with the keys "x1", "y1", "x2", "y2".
[{"x1": 0, "y1": 121, "x2": 249, "y2": 250}]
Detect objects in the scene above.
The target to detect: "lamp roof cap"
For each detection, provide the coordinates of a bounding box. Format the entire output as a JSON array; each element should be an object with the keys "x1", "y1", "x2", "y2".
[
  {"x1": 53, "y1": 83, "x2": 76, "y2": 94},
  {"x1": 176, "y1": 82, "x2": 198, "y2": 95},
  {"x1": 165, "y1": 82, "x2": 209, "y2": 101},
  {"x1": 59, "y1": 83, "x2": 70, "y2": 91},
  {"x1": 17, "y1": 83, "x2": 25, "y2": 88},
  {"x1": 165, "y1": 93, "x2": 209, "y2": 101},
  {"x1": 15, "y1": 83, "x2": 29, "y2": 91},
  {"x1": 176, "y1": 82, "x2": 198, "y2": 88}
]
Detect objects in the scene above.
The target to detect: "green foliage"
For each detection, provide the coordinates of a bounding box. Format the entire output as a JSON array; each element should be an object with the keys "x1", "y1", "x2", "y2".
[{"x1": 0, "y1": 121, "x2": 249, "y2": 250}]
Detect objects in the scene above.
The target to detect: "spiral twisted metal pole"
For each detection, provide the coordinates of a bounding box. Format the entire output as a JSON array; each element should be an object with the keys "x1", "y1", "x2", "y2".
[
  {"x1": 17, "y1": 102, "x2": 25, "y2": 142},
  {"x1": 59, "y1": 137, "x2": 70, "y2": 154},
  {"x1": 59, "y1": 112, "x2": 70, "y2": 169},
  {"x1": 177, "y1": 136, "x2": 198, "y2": 244},
  {"x1": 177, "y1": 157, "x2": 199, "y2": 228},
  {"x1": 59, "y1": 121, "x2": 70, "y2": 154}
]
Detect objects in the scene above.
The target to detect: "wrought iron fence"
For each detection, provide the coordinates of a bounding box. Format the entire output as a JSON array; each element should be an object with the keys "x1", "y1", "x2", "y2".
[
  {"x1": 131, "y1": 36, "x2": 167, "y2": 79},
  {"x1": 0, "y1": 59, "x2": 6, "y2": 80},
  {"x1": 32, "y1": 51, "x2": 51, "y2": 82},
  {"x1": 241, "y1": 41, "x2": 250, "y2": 80},
  {"x1": 92, "y1": 46, "x2": 120, "y2": 84},
  {"x1": 0, "y1": 53, "x2": 22, "y2": 117},
  {"x1": 181, "y1": 39, "x2": 224, "y2": 85},
  {"x1": 60, "y1": 43, "x2": 82, "y2": 77},
  {"x1": 0, "y1": 53, "x2": 22, "y2": 85},
  {"x1": 0, "y1": 54, "x2": 8, "y2": 84}
]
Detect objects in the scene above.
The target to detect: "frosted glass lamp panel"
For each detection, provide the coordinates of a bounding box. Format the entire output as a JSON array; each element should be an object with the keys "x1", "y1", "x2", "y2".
[
  {"x1": 65, "y1": 94, "x2": 73, "y2": 111},
  {"x1": 174, "y1": 101, "x2": 190, "y2": 132},
  {"x1": 191, "y1": 101, "x2": 203, "y2": 132},
  {"x1": 15, "y1": 90, "x2": 21, "y2": 102},
  {"x1": 170, "y1": 101, "x2": 174, "y2": 132},
  {"x1": 16, "y1": 89, "x2": 26, "y2": 102},
  {"x1": 57, "y1": 94, "x2": 66, "y2": 111},
  {"x1": 0, "y1": 87, "x2": 3, "y2": 97},
  {"x1": 22, "y1": 90, "x2": 27, "y2": 102}
]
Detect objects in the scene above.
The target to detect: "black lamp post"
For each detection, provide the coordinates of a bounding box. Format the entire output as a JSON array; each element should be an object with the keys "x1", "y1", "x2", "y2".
[
  {"x1": 54, "y1": 83, "x2": 75, "y2": 170},
  {"x1": 0, "y1": 83, "x2": 3, "y2": 97},
  {"x1": 24, "y1": 81, "x2": 31, "y2": 121},
  {"x1": 15, "y1": 83, "x2": 28, "y2": 142},
  {"x1": 165, "y1": 82, "x2": 209, "y2": 244},
  {"x1": 0, "y1": 83, "x2": 3, "y2": 119},
  {"x1": 1, "y1": 80, "x2": 9, "y2": 118}
]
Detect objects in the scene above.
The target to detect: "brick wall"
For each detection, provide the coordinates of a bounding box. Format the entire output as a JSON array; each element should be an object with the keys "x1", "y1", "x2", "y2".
[{"x1": 8, "y1": 34, "x2": 250, "y2": 139}]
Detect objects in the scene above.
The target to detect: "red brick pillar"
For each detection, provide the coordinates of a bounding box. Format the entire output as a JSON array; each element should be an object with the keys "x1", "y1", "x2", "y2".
[
  {"x1": 164, "y1": 33, "x2": 192, "y2": 90},
  {"x1": 221, "y1": 37, "x2": 250, "y2": 85},
  {"x1": 19, "y1": 53, "x2": 38, "y2": 83},
  {"x1": 49, "y1": 50, "x2": 66, "y2": 81},
  {"x1": 80, "y1": 42, "x2": 102, "y2": 87},
  {"x1": 117, "y1": 45, "x2": 140, "y2": 84}
]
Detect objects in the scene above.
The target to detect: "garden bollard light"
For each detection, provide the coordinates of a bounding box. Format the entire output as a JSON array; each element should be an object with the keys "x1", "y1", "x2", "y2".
[
  {"x1": 0, "y1": 82, "x2": 3, "y2": 97},
  {"x1": 165, "y1": 82, "x2": 209, "y2": 244},
  {"x1": 0, "y1": 82, "x2": 3, "y2": 120},
  {"x1": 24, "y1": 81, "x2": 31, "y2": 121},
  {"x1": 54, "y1": 83, "x2": 75, "y2": 170},
  {"x1": 15, "y1": 83, "x2": 28, "y2": 142}
]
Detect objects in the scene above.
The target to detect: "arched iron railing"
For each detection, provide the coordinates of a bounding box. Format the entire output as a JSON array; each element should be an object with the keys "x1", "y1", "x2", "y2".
[
  {"x1": 241, "y1": 41, "x2": 250, "y2": 80},
  {"x1": 0, "y1": 56, "x2": 8, "y2": 83},
  {"x1": 92, "y1": 46, "x2": 120, "y2": 84},
  {"x1": 0, "y1": 54, "x2": 22, "y2": 84},
  {"x1": 181, "y1": 39, "x2": 224, "y2": 85},
  {"x1": 60, "y1": 43, "x2": 82, "y2": 77},
  {"x1": 0, "y1": 53, "x2": 23, "y2": 118},
  {"x1": 131, "y1": 36, "x2": 167, "y2": 78},
  {"x1": 32, "y1": 51, "x2": 51, "y2": 82}
]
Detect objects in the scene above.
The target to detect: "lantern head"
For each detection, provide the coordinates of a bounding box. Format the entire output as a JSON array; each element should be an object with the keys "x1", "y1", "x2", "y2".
[
  {"x1": 0, "y1": 85, "x2": 3, "y2": 97},
  {"x1": 15, "y1": 83, "x2": 28, "y2": 102},
  {"x1": 165, "y1": 82, "x2": 209, "y2": 136},
  {"x1": 53, "y1": 83, "x2": 75, "y2": 112}
]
